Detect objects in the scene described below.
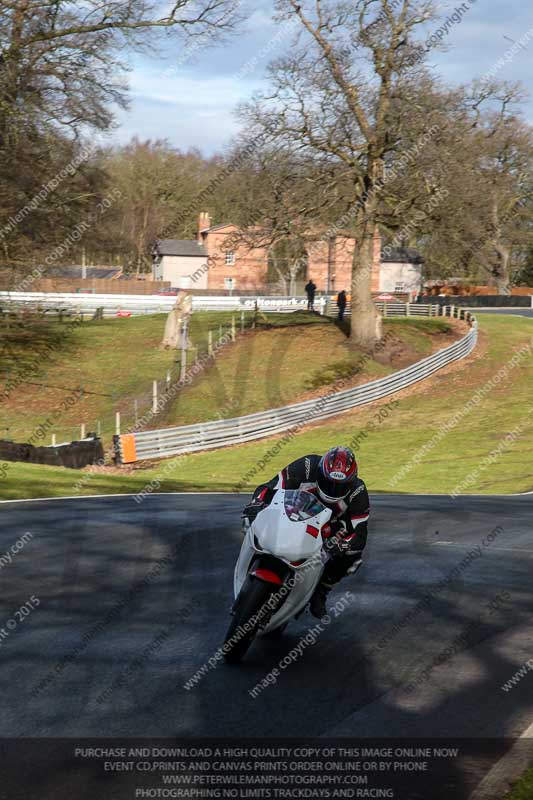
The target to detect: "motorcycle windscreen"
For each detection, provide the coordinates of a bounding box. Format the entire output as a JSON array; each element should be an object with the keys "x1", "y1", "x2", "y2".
[{"x1": 283, "y1": 490, "x2": 327, "y2": 521}]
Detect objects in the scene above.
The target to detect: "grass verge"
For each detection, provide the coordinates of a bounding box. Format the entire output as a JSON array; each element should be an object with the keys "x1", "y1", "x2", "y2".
[
  {"x1": 1, "y1": 314, "x2": 531, "y2": 501},
  {"x1": 0, "y1": 310, "x2": 323, "y2": 442},
  {"x1": 505, "y1": 767, "x2": 533, "y2": 799},
  {"x1": 166, "y1": 316, "x2": 452, "y2": 425}
]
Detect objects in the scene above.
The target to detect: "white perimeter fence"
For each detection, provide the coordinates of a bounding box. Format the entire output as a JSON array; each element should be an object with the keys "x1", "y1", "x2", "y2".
[
  {"x1": 115, "y1": 304, "x2": 477, "y2": 463},
  {"x1": 0, "y1": 292, "x2": 327, "y2": 316}
]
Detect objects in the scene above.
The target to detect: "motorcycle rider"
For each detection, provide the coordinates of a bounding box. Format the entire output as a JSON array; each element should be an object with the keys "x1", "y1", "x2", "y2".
[{"x1": 243, "y1": 446, "x2": 369, "y2": 619}]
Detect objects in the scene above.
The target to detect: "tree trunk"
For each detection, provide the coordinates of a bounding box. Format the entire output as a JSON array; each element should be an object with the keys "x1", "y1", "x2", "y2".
[
  {"x1": 289, "y1": 262, "x2": 298, "y2": 296},
  {"x1": 350, "y1": 213, "x2": 382, "y2": 349},
  {"x1": 491, "y1": 244, "x2": 511, "y2": 295},
  {"x1": 489, "y1": 196, "x2": 511, "y2": 295}
]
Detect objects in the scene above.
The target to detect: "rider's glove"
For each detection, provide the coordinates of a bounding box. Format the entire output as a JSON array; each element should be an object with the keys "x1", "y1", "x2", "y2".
[
  {"x1": 325, "y1": 535, "x2": 349, "y2": 556},
  {"x1": 242, "y1": 501, "x2": 265, "y2": 522},
  {"x1": 325, "y1": 524, "x2": 360, "y2": 557},
  {"x1": 242, "y1": 487, "x2": 272, "y2": 522}
]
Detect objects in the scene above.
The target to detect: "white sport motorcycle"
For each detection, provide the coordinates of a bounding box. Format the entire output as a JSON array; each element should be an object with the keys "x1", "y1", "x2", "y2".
[{"x1": 223, "y1": 488, "x2": 333, "y2": 663}]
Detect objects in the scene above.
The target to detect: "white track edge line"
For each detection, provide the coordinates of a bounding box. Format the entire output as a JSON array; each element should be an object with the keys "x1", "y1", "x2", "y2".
[
  {"x1": 0, "y1": 491, "x2": 532, "y2": 505},
  {"x1": 468, "y1": 719, "x2": 533, "y2": 799}
]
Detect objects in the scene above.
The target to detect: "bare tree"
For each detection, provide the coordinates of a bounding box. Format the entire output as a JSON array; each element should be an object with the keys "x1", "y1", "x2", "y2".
[
  {"x1": 474, "y1": 89, "x2": 533, "y2": 294},
  {"x1": 0, "y1": 0, "x2": 240, "y2": 138},
  {"x1": 215, "y1": 143, "x2": 337, "y2": 293},
  {"x1": 240, "y1": 0, "x2": 437, "y2": 348},
  {"x1": 388, "y1": 82, "x2": 533, "y2": 293},
  {"x1": 0, "y1": 0, "x2": 241, "y2": 272}
]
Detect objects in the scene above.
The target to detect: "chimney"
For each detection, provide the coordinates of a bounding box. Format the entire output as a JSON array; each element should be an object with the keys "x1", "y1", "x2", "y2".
[{"x1": 197, "y1": 211, "x2": 210, "y2": 243}]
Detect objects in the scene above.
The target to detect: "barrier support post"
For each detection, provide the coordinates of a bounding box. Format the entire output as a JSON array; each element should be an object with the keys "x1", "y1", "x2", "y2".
[
  {"x1": 180, "y1": 348, "x2": 187, "y2": 383},
  {"x1": 152, "y1": 380, "x2": 158, "y2": 414},
  {"x1": 240, "y1": 310, "x2": 245, "y2": 332}
]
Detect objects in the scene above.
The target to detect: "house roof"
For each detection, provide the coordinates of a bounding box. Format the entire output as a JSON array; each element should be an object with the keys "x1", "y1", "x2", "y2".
[
  {"x1": 154, "y1": 239, "x2": 207, "y2": 257},
  {"x1": 381, "y1": 247, "x2": 424, "y2": 264},
  {"x1": 44, "y1": 266, "x2": 122, "y2": 279},
  {"x1": 204, "y1": 222, "x2": 234, "y2": 232}
]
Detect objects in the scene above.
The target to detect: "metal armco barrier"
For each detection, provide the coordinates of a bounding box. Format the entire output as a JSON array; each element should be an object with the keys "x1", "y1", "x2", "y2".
[{"x1": 115, "y1": 305, "x2": 477, "y2": 463}]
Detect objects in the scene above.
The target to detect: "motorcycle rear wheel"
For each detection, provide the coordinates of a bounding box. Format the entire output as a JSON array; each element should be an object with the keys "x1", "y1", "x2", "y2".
[{"x1": 223, "y1": 577, "x2": 280, "y2": 663}]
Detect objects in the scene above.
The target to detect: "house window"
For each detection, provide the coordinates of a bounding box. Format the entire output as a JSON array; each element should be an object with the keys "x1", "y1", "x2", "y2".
[
  {"x1": 394, "y1": 282, "x2": 405, "y2": 292},
  {"x1": 225, "y1": 250, "x2": 235, "y2": 265}
]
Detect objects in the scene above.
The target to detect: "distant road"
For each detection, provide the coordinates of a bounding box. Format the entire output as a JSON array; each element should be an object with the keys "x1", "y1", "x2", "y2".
[{"x1": 471, "y1": 308, "x2": 533, "y2": 317}]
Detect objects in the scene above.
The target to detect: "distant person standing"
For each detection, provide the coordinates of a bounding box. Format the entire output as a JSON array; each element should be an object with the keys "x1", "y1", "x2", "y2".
[
  {"x1": 305, "y1": 279, "x2": 317, "y2": 311},
  {"x1": 337, "y1": 289, "x2": 347, "y2": 321}
]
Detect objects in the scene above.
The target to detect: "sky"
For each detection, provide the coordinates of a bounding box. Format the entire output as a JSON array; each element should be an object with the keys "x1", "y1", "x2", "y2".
[{"x1": 110, "y1": 0, "x2": 533, "y2": 155}]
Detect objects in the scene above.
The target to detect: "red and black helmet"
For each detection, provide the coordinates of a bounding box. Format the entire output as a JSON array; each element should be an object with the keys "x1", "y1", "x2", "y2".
[{"x1": 317, "y1": 446, "x2": 358, "y2": 503}]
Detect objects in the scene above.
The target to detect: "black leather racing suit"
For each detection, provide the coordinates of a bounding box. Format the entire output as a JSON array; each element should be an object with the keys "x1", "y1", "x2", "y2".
[{"x1": 248, "y1": 454, "x2": 370, "y2": 589}]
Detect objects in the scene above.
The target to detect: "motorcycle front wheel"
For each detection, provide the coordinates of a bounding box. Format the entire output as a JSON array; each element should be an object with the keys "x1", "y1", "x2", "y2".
[
  {"x1": 223, "y1": 577, "x2": 281, "y2": 663},
  {"x1": 262, "y1": 622, "x2": 288, "y2": 640}
]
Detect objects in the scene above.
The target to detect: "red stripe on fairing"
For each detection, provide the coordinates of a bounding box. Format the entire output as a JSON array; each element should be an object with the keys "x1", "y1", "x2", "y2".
[
  {"x1": 253, "y1": 568, "x2": 283, "y2": 585},
  {"x1": 280, "y1": 470, "x2": 286, "y2": 488},
  {"x1": 351, "y1": 514, "x2": 369, "y2": 520},
  {"x1": 321, "y1": 523, "x2": 332, "y2": 539}
]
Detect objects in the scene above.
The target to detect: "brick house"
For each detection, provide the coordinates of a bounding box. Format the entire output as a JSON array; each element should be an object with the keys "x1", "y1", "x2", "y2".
[
  {"x1": 153, "y1": 213, "x2": 422, "y2": 294},
  {"x1": 152, "y1": 213, "x2": 269, "y2": 291}
]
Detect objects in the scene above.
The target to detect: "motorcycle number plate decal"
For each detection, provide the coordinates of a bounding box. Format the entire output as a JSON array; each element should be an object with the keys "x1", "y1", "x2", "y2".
[{"x1": 306, "y1": 524, "x2": 319, "y2": 538}]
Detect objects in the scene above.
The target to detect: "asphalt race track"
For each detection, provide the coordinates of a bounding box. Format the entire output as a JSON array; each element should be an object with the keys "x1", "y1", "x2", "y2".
[{"x1": 1, "y1": 493, "x2": 532, "y2": 795}]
